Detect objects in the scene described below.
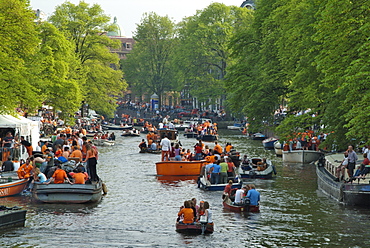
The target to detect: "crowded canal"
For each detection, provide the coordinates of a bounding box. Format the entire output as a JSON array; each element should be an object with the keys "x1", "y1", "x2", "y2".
[{"x1": 1, "y1": 129, "x2": 370, "y2": 247}]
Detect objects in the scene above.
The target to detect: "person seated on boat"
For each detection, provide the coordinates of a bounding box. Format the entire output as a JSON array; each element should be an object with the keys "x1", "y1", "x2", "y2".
[
  {"x1": 203, "y1": 145, "x2": 210, "y2": 156},
  {"x1": 71, "y1": 167, "x2": 88, "y2": 184},
  {"x1": 225, "y1": 143, "x2": 233, "y2": 153},
  {"x1": 108, "y1": 132, "x2": 116, "y2": 141},
  {"x1": 17, "y1": 158, "x2": 33, "y2": 179},
  {"x1": 33, "y1": 154, "x2": 46, "y2": 170},
  {"x1": 62, "y1": 146, "x2": 70, "y2": 159},
  {"x1": 169, "y1": 143, "x2": 176, "y2": 161},
  {"x1": 226, "y1": 157, "x2": 236, "y2": 179},
  {"x1": 147, "y1": 141, "x2": 157, "y2": 152},
  {"x1": 196, "y1": 201, "x2": 205, "y2": 222},
  {"x1": 335, "y1": 152, "x2": 348, "y2": 182},
  {"x1": 2, "y1": 156, "x2": 14, "y2": 172},
  {"x1": 45, "y1": 164, "x2": 73, "y2": 185},
  {"x1": 246, "y1": 184, "x2": 260, "y2": 206},
  {"x1": 174, "y1": 143, "x2": 182, "y2": 161},
  {"x1": 241, "y1": 155, "x2": 252, "y2": 171},
  {"x1": 168, "y1": 122, "x2": 175, "y2": 129},
  {"x1": 190, "y1": 198, "x2": 198, "y2": 222},
  {"x1": 203, "y1": 201, "x2": 213, "y2": 224},
  {"x1": 205, "y1": 151, "x2": 216, "y2": 164},
  {"x1": 223, "y1": 180, "x2": 234, "y2": 200},
  {"x1": 33, "y1": 167, "x2": 47, "y2": 184},
  {"x1": 234, "y1": 186, "x2": 247, "y2": 205},
  {"x1": 185, "y1": 149, "x2": 193, "y2": 161},
  {"x1": 213, "y1": 142, "x2": 223, "y2": 155},
  {"x1": 69, "y1": 146, "x2": 83, "y2": 163},
  {"x1": 177, "y1": 200, "x2": 194, "y2": 224},
  {"x1": 357, "y1": 153, "x2": 370, "y2": 180},
  {"x1": 54, "y1": 144, "x2": 63, "y2": 158},
  {"x1": 138, "y1": 139, "x2": 147, "y2": 152},
  {"x1": 256, "y1": 158, "x2": 267, "y2": 171},
  {"x1": 158, "y1": 122, "x2": 164, "y2": 130},
  {"x1": 219, "y1": 158, "x2": 228, "y2": 184}
]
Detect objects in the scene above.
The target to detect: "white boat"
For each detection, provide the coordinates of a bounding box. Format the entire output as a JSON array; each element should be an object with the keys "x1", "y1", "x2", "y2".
[
  {"x1": 93, "y1": 139, "x2": 115, "y2": 146},
  {"x1": 227, "y1": 123, "x2": 243, "y2": 130},
  {"x1": 274, "y1": 141, "x2": 283, "y2": 156},
  {"x1": 282, "y1": 150, "x2": 323, "y2": 163}
]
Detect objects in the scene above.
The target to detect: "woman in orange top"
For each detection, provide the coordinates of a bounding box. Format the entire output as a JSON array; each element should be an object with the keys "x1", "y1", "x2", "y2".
[
  {"x1": 178, "y1": 201, "x2": 194, "y2": 224},
  {"x1": 55, "y1": 144, "x2": 63, "y2": 158},
  {"x1": 83, "y1": 144, "x2": 98, "y2": 181}
]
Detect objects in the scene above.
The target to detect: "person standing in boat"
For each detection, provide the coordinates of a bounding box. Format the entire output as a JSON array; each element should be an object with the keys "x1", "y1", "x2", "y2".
[
  {"x1": 347, "y1": 145, "x2": 358, "y2": 179},
  {"x1": 209, "y1": 160, "x2": 221, "y2": 184},
  {"x1": 83, "y1": 143, "x2": 99, "y2": 182},
  {"x1": 246, "y1": 184, "x2": 260, "y2": 207},
  {"x1": 160, "y1": 135, "x2": 171, "y2": 161}
]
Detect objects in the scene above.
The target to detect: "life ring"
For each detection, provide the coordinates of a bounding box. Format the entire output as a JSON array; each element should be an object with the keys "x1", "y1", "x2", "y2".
[{"x1": 102, "y1": 182, "x2": 108, "y2": 195}]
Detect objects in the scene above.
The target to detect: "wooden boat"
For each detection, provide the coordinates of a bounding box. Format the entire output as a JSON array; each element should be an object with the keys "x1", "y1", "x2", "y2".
[
  {"x1": 175, "y1": 222, "x2": 214, "y2": 235},
  {"x1": 156, "y1": 160, "x2": 205, "y2": 176},
  {"x1": 238, "y1": 158, "x2": 276, "y2": 179},
  {"x1": 316, "y1": 154, "x2": 370, "y2": 206},
  {"x1": 32, "y1": 180, "x2": 103, "y2": 204},
  {"x1": 93, "y1": 139, "x2": 115, "y2": 146},
  {"x1": 158, "y1": 129, "x2": 178, "y2": 141},
  {"x1": 222, "y1": 195, "x2": 260, "y2": 213},
  {"x1": 197, "y1": 134, "x2": 218, "y2": 142},
  {"x1": 102, "y1": 124, "x2": 132, "y2": 130},
  {"x1": 0, "y1": 206, "x2": 27, "y2": 228},
  {"x1": 251, "y1": 132, "x2": 266, "y2": 140},
  {"x1": 283, "y1": 150, "x2": 324, "y2": 163},
  {"x1": 274, "y1": 140, "x2": 283, "y2": 157},
  {"x1": 262, "y1": 137, "x2": 278, "y2": 149},
  {"x1": 183, "y1": 132, "x2": 198, "y2": 138},
  {"x1": 0, "y1": 172, "x2": 28, "y2": 197},
  {"x1": 198, "y1": 174, "x2": 243, "y2": 191}
]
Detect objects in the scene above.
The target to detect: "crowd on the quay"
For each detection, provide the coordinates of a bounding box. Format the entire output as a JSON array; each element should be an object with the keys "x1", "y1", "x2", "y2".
[
  {"x1": 1, "y1": 127, "x2": 100, "y2": 191},
  {"x1": 283, "y1": 130, "x2": 329, "y2": 152},
  {"x1": 334, "y1": 145, "x2": 370, "y2": 183},
  {"x1": 177, "y1": 198, "x2": 213, "y2": 225}
]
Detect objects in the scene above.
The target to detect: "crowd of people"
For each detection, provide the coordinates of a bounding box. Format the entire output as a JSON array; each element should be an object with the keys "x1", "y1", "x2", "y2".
[{"x1": 1, "y1": 127, "x2": 100, "y2": 191}]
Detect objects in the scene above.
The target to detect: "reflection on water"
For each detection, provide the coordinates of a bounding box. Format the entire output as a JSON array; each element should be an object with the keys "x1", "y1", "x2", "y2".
[{"x1": 1, "y1": 129, "x2": 370, "y2": 247}]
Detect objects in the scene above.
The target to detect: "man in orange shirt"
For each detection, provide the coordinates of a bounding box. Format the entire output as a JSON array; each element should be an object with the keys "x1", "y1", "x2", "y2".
[
  {"x1": 45, "y1": 165, "x2": 73, "y2": 184},
  {"x1": 17, "y1": 159, "x2": 33, "y2": 179},
  {"x1": 69, "y1": 145, "x2": 83, "y2": 162},
  {"x1": 213, "y1": 142, "x2": 223, "y2": 155},
  {"x1": 72, "y1": 168, "x2": 87, "y2": 184}
]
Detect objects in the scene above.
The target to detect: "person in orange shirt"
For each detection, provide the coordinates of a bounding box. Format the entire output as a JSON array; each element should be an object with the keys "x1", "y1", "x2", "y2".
[
  {"x1": 213, "y1": 142, "x2": 223, "y2": 155},
  {"x1": 177, "y1": 200, "x2": 194, "y2": 224},
  {"x1": 17, "y1": 158, "x2": 33, "y2": 179},
  {"x1": 20, "y1": 136, "x2": 33, "y2": 157},
  {"x1": 54, "y1": 144, "x2": 63, "y2": 158},
  {"x1": 45, "y1": 164, "x2": 72, "y2": 184},
  {"x1": 72, "y1": 168, "x2": 87, "y2": 184},
  {"x1": 69, "y1": 145, "x2": 83, "y2": 162},
  {"x1": 41, "y1": 141, "x2": 50, "y2": 154}
]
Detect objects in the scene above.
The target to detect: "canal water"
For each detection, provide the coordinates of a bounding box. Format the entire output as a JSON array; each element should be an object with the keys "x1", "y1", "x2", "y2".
[{"x1": 1, "y1": 129, "x2": 370, "y2": 247}]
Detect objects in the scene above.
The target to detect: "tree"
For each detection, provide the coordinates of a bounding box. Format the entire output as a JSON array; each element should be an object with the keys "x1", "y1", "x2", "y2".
[
  {"x1": 0, "y1": 0, "x2": 40, "y2": 113},
  {"x1": 49, "y1": 1, "x2": 127, "y2": 117},
  {"x1": 174, "y1": 3, "x2": 243, "y2": 105},
  {"x1": 123, "y1": 12, "x2": 177, "y2": 107}
]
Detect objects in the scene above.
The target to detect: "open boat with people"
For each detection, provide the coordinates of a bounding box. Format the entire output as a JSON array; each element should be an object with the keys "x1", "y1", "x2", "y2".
[
  {"x1": 316, "y1": 153, "x2": 370, "y2": 206},
  {"x1": 283, "y1": 150, "x2": 324, "y2": 163},
  {"x1": 175, "y1": 222, "x2": 214, "y2": 235},
  {"x1": 198, "y1": 174, "x2": 242, "y2": 191},
  {"x1": 32, "y1": 180, "x2": 104, "y2": 204},
  {"x1": 196, "y1": 134, "x2": 218, "y2": 142},
  {"x1": 0, "y1": 206, "x2": 27, "y2": 228},
  {"x1": 0, "y1": 172, "x2": 28, "y2": 197},
  {"x1": 156, "y1": 160, "x2": 206, "y2": 176},
  {"x1": 93, "y1": 139, "x2": 115, "y2": 146},
  {"x1": 121, "y1": 129, "x2": 140, "y2": 137},
  {"x1": 102, "y1": 124, "x2": 132, "y2": 131},
  {"x1": 251, "y1": 132, "x2": 266, "y2": 140},
  {"x1": 238, "y1": 157, "x2": 276, "y2": 179},
  {"x1": 222, "y1": 195, "x2": 260, "y2": 213}
]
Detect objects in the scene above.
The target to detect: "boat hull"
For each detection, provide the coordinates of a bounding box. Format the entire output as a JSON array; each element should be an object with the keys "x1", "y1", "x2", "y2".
[
  {"x1": 239, "y1": 165, "x2": 275, "y2": 179},
  {"x1": 274, "y1": 141, "x2": 283, "y2": 156},
  {"x1": 183, "y1": 132, "x2": 198, "y2": 138},
  {"x1": 262, "y1": 138, "x2": 278, "y2": 149},
  {"x1": 156, "y1": 161, "x2": 205, "y2": 176},
  {"x1": 33, "y1": 181, "x2": 103, "y2": 204},
  {"x1": 222, "y1": 201, "x2": 260, "y2": 213},
  {"x1": 197, "y1": 134, "x2": 218, "y2": 142},
  {"x1": 198, "y1": 175, "x2": 242, "y2": 191},
  {"x1": 316, "y1": 157, "x2": 370, "y2": 206},
  {"x1": 175, "y1": 222, "x2": 213, "y2": 234},
  {"x1": 0, "y1": 209, "x2": 27, "y2": 228},
  {"x1": 282, "y1": 150, "x2": 323, "y2": 163},
  {"x1": 0, "y1": 176, "x2": 28, "y2": 198}
]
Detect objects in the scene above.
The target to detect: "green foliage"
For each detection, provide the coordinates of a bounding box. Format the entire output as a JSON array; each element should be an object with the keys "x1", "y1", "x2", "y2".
[
  {"x1": 0, "y1": 0, "x2": 40, "y2": 113},
  {"x1": 49, "y1": 1, "x2": 127, "y2": 117},
  {"x1": 123, "y1": 12, "x2": 177, "y2": 105}
]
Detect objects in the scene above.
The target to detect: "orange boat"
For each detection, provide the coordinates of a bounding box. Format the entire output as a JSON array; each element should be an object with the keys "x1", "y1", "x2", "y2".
[
  {"x1": 0, "y1": 173, "x2": 28, "y2": 198},
  {"x1": 156, "y1": 160, "x2": 205, "y2": 176}
]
